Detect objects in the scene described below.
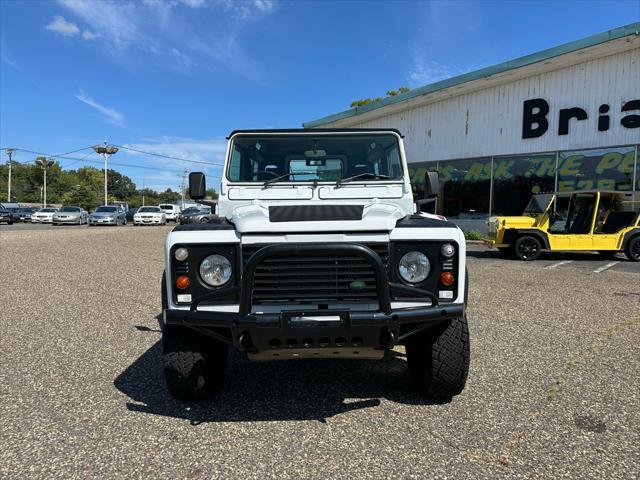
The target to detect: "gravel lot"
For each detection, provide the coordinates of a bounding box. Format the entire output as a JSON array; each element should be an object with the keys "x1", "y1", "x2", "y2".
[{"x1": 1, "y1": 226, "x2": 639, "y2": 479}]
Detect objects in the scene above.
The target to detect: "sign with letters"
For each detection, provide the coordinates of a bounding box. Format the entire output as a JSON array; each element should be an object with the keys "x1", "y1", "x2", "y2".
[{"x1": 522, "y1": 98, "x2": 640, "y2": 139}]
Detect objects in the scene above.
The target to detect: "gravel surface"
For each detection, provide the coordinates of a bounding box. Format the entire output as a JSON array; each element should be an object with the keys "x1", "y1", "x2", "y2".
[{"x1": 1, "y1": 227, "x2": 638, "y2": 479}]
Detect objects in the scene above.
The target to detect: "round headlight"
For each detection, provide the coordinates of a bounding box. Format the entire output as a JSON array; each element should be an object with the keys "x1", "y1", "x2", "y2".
[
  {"x1": 174, "y1": 247, "x2": 189, "y2": 262},
  {"x1": 441, "y1": 243, "x2": 455, "y2": 258},
  {"x1": 398, "y1": 251, "x2": 430, "y2": 284},
  {"x1": 199, "y1": 254, "x2": 232, "y2": 287}
]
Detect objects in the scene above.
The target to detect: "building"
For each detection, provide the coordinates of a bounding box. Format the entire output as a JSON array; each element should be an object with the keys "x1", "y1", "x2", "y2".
[{"x1": 304, "y1": 23, "x2": 640, "y2": 231}]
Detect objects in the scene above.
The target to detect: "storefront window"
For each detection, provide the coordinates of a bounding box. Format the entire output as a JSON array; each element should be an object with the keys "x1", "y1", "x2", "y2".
[
  {"x1": 492, "y1": 154, "x2": 556, "y2": 215},
  {"x1": 438, "y1": 158, "x2": 491, "y2": 220},
  {"x1": 557, "y1": 146, "x2": 635, "y2": 192}
]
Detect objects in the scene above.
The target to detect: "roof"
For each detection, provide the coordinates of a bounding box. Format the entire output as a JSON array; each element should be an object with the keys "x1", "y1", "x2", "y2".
[
  {"x1": 226, "y1": 128, "x2": 404, "y2": 138},
  {"x1": 304, "y1": 22, "x2": 640, "y2": 128}
]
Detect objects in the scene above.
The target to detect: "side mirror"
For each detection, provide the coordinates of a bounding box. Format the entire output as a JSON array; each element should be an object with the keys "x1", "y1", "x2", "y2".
[
  {"x1": 189, "y1": 172, "x2": 206, "y2": 200},
  {"x1": 425, "y1": 171, "x2": 440, "y2": 198}
]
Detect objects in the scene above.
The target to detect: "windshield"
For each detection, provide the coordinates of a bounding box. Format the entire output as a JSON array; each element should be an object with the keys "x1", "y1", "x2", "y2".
[
  {"x1": 523, "y1": 194, "x2": 553, "y2": 214},
  {"x1": 40, "y1": 208, "x2": 57, "y2": 212},
  {"x1": 59, "y1": 207, "x2": 80, "y2": 212},
  {"x1": 95, "y1": 207, "x2": 117, "y2": 213},
  {"x1": 227, "y1": 134, "x2": 403, "y2": 183},
  {"x1": 138, "y1": 207, "x2": 160, "y2": 213},
  {"x1": 159, "y1": 204, "x2": 173, "y2": 210}
]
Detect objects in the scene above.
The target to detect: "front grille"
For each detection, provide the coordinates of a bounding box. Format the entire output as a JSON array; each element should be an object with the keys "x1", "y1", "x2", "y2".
[{"x1": 242, "y1": 243, "x2": 388, "y2": 304}]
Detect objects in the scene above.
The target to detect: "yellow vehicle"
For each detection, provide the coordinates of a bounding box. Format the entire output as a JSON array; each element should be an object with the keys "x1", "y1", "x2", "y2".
[{"x1": 486, "y1": 190, "x2": 640, "y2": 261}]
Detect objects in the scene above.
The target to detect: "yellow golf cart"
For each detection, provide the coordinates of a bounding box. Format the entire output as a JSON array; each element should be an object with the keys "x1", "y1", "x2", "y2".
[{"x1": 486, "y1": 190, "x2": 640, "y2": 261}]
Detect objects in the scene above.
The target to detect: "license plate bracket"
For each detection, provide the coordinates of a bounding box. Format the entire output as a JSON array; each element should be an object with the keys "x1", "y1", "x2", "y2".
[{"x1": 282, "y1": 310, "x2": 349, "y2": 329}]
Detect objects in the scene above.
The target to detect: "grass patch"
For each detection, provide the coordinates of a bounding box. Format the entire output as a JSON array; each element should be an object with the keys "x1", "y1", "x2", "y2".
[{"x1": 464, "y1": 229, "x2": 485, "y2": 241}]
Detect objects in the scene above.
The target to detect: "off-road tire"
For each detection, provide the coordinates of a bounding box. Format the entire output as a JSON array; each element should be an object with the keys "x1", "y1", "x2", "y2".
[
  {"x1": 406, "y1": 315, "x2": 470, "y2": 399},
  {"x1": 625, "y1": 236, "x2": 640, "y2": 262},
  {"x1": 514, "y1": 235, "x2": 542, "y2": 261},
  {"x1": 162, "y1": 324, "x2": 228, "y2": 400}
]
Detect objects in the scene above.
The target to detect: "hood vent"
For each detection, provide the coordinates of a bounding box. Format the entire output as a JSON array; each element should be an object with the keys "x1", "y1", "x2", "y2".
[{"x1": 268, "y1": 205, "x2": 364, "y2": 223}]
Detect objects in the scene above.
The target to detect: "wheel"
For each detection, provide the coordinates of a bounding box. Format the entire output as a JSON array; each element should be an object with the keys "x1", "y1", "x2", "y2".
[
  {"x1": 514, "y1": 235, "x2": 542, "y2": 261},
  {"x1": 406, "y1": 315, "x2": 470, "y2": 399},
  {"x1": 597, "y1": 250, "x2": 618, "y2": 259},
  {"x1": 625, "y1": 236, "x2": 640, "y2": 262},
  {"x1": 162, "y1": 325, "x2": 228, "y2": 400}
]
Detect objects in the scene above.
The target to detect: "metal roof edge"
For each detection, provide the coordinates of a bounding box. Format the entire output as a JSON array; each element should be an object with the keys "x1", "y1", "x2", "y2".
[{"x1": 303, "y1": 22, "x2": 640, "y2": 128}]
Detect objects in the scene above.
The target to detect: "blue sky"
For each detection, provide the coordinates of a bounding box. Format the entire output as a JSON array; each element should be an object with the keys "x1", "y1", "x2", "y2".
[{"x1": 1, "y1": 0, "x2": 638, "y2": 192}]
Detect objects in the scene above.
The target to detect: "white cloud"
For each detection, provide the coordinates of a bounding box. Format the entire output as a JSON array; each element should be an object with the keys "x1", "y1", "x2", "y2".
[
  {"x1": 75, "y1": 90, "x2": 125, "y2": 127},
  {"x1": 124, "y1": 136, "x2": 227, "y2": 166},
  {"x1": 82, "y1": 30, "x2": 97, "y2": 40},
  {"x1": 56, "y1": 0, "x2": 277, "y2": 79},
  {"x1": 45, "y1": 15, "x2": 80, "y2": 37}
]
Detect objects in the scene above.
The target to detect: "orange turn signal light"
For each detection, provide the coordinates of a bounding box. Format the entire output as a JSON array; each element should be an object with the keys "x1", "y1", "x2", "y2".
[
  {"x1": 440, "y1": 271, "x2": 455, "y2": 286},
  {"x1": 175, "y1": 275, "x2": 191, "y2": 290}
]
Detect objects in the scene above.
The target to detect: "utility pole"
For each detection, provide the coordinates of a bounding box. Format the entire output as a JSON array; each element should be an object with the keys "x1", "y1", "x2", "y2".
[
  {"x1": 142, "y1": 176, "x2": 145, "y2": 206},
  {"x1": 92, "y1": 141, "x2": 119, "y2": 205},
  {"x1": 5, "y1": 148, "x2": 14, "y2": 202},
  {"x1": 35, "y1": 157, "x2": 54, "y2": 207},
  {"x1": 180, "y1": 169, "x2": 187, "y2": 207}
]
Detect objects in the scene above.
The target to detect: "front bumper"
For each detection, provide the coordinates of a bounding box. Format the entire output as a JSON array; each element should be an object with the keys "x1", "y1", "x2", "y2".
[
  {"x1": 53, "y1": 217, "x2": 80, "y2": 223},
  {"x1": 89, "y1": 218, "x2": 117, "y2": 225},
  {"x1": 135, "y1": 218, "x2": 163, "y2": 224},
  {"x1": 164, "y1": 243, "x2": 465, "y2": 353}
]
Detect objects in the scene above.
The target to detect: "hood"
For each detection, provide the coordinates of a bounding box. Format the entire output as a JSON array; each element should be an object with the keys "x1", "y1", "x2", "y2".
[
  {"x1": 56, "y1": 211, "x2": 80, "y2": 217},
  {"x1": 91, "y1": 212, "x2": 116, "y2": 217},
  {"x1": 228, "y1": 201, "x2": 406, "y2": 233}
]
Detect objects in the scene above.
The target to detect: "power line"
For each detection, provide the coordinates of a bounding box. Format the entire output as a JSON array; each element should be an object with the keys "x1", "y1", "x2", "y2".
[
  {"x1": 3, "y1": 147, "x2": 221, "y2": 177},
  {"x1": 114, "y1": 144, "x2": 225, "y2": 166}
]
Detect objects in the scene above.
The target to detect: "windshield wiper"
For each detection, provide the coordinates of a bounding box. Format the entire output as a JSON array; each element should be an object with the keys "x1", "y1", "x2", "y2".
[
  {"x1": 337, "y1": 172, "x2": 391, "y2": 186},
  {"x1": 263, "y1": 171, "x2": 318, "y2": 188}
]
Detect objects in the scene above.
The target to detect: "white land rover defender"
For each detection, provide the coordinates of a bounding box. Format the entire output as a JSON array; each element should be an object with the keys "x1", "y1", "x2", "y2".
[{"x1": 162, "y1": 129, "x2": 469, "y2": 400}]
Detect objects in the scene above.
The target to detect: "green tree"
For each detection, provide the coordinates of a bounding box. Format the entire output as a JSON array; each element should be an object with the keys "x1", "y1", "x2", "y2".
[{"x1": 350, "y1": 86, "x2": 411, "y2": 108}]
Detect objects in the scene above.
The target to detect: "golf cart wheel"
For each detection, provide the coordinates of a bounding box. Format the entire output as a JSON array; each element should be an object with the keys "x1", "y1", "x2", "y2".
[
  {"x1": 625, "y1": 236, "x2": 640, "y2": 262},
  {"x1": 514, "y1": 235, "x2": 542, "y2": 261},
  {"x1": 406, "y1": 315, "x2": 470, "y2": 399},
  {"x1": 162, "y1": 324, "x2": 228, "y2": 400}
]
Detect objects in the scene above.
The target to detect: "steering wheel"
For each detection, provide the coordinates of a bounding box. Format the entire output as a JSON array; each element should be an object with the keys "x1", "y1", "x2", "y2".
[{"x1": 249, "y1": 170, "x2": 280, "y2": 180}]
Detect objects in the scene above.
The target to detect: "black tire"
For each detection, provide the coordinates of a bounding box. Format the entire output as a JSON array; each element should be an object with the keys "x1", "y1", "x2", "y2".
[
  {"x1": 406, "y1": 315, "x2": 470, "y2": 399},
  {"x1": 625, "y1": 236, "x2": 640, "y2": 262},
  {"x1": 162, "y1": 325, "x2": 228, "y2": 400},
  {"x1": 514, "y1": 235, "x2": 542, "y2": 261}
]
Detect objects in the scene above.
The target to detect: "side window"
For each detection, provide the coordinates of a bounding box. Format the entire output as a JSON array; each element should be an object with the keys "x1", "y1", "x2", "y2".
[{"x1": 229, "y1": 146, "x2": 242, "y2": 181}]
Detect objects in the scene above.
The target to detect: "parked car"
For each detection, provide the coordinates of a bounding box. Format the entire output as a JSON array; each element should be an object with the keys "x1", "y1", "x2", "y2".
[
  {"x1": 31, "y1": 208, "x2": 59, "y2": 223},
  {"x1": 133, "y1": 206, "x2": 166, "y2": 226},
  {"x1": 17, "y1": 208, "x2": 37, "y2": 222},
  {"x1": 179, "y1": 206, "x2": 212, "y2": 224},
  {"x1": 52, "y1": 206, "x2": 88, "y2": 225},
  {"x1": 5, "y1": 208, "x2": 23, "y2": 223},
  {"x1": 0, "y1": 208, "x2": 13, "y2": 224},
  {"x1": 126, "y1": 208, "x2": 138, "y2": 223},
  {"x1": 88, "y1": 205, "x2": 127, "y2": 226},
  {"x1": 159, "y1": 203, "x2": 182, "y2": 223}
]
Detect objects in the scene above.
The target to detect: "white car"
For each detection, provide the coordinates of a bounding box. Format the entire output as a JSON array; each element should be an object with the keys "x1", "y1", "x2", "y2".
[
  {"x1": 134, "y1": 206, "x2": 167, "y2": 226},
  {"x1": 31, "y1": 208, "x2": 58, "y2": 223},
  {"x1": 159, "y1": 204, "x2": 181, "y2": 222}
]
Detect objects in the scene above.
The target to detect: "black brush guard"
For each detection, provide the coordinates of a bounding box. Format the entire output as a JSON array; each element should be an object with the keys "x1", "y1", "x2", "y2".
[{"x1": 164, "y1": 243, "x2": 464, "y2": 351}]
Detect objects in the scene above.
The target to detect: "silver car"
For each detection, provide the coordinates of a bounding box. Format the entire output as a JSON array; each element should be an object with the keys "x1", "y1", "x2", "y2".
[
  {"x1": 31, "y1": 207, "x2": 58, "y2": 223},
  {"x1": 88, "y1": 205, "x2": 127, "y2": 226},
  {"x1": 52, "y1": 206, "x2": 88, "y2": 225}
]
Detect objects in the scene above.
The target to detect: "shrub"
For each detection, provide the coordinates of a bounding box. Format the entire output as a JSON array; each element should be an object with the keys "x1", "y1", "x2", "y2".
[{"x1": 464, "y1": 229, "x2": 485, "y2": 241}]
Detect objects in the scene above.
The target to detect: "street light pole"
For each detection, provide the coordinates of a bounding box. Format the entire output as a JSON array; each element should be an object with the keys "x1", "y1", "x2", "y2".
[
  {"x1": 35, "y1": 157, "x2": 54, "y2": 207},
  {"x1": 92, "y1": 141, "x2": 119, "y2": 205},
  {"x1": 5, "y1": 148, "x2": 14, "y2": 202}
]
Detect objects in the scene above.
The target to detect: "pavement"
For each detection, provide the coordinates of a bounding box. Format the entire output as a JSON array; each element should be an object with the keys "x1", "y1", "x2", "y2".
[{"x1": 1, "y1": 227, "x2": 638, "y2": 479}]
